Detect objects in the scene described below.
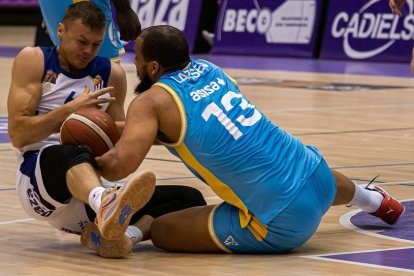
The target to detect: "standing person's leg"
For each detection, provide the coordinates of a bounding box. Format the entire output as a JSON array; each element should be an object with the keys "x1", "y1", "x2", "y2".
[
  {"x1": 411, "y1": 46, "x2": 414, "y2": 75},
  {"x1": 331, "y1": 169, "x2": 404, "y2": 224}
]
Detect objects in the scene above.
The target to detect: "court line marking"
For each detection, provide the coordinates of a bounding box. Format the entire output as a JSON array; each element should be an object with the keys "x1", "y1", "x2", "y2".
[
  {"x1": 303, "y1": 247, "x2": 414, "y2": 274},
  {"x1": 339, "y1": 198, "x2": 414, "y2": 245},
  {"x1": 0, "y1": 218, "x2": 34, "y2": 226},
  {"x1": 262, "y1": 103, "x2": 414, "y2": 114},
  {"x1": 294, "y1": 127, "x2": 414, "y2": 137}
]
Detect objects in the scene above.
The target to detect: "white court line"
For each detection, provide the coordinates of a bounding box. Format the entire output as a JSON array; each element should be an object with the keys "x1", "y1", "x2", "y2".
[
  {"x1": 303, "y1": 249, "x2": 414, "y2": 274},
  {"x1": 262, "y1": 103, "x2": 414, "y2": 114},
  {"x1": 364, "y1": 181, "x2": 414, "y2": 186},
  {"x1": 0, "y1": 218, "x2": 34, "y2": 226},
  {"x1": 339, "y1": 205, "x2": 414, "y2": 245}
]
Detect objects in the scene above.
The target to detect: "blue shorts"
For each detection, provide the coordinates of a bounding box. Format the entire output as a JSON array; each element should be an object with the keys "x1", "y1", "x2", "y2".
[
  {"x1": 38, "y1": 0, "x2": 124, "y2": 59},
  {"x1": 209, "y1": 158, "x2": 337, "y2": 253}
]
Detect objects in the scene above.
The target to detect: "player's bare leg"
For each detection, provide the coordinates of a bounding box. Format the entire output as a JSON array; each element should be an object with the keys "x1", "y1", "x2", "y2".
[{"x1": 151, "y1": 205, "x2": 223, "y2": 253}]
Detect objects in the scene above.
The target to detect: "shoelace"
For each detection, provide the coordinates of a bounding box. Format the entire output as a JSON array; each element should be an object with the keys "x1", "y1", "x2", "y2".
[
  {"x1": 364, "y1": 175, "x2": 381, "y2": 190},
  {"x1": 346, "y1": 175, "x2": 380, "y2": 208},
  {"x1": 101, "y1": 186, "x2": 121, "y2": 200}
]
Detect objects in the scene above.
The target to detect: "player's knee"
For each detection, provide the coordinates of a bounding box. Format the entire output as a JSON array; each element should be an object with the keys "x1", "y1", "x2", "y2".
[
  {"x1": 65, "y1": 145, "x2": 97, "y2": 169},
  {"x1": 40, "y1": 145, "x2": 96, "y2": 204},
  {"x1": 151, "y1": 216, "x2": 172, "y2": 249}
]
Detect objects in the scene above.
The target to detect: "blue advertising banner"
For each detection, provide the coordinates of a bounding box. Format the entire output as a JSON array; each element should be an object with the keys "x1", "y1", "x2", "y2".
[
  {"x1": 320, "y1": 0, "x2": 414, "y2": 62},
  {"x1": 212, "y1": 0, "x2": 323, "y2": 57},
  {"x1": 123, "y1": 0, "x2": 203, "y2": 53}
]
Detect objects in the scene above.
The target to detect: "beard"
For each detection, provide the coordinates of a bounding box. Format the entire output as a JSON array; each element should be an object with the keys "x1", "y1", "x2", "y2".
[{"x1": 135, "y1": 73, "x2": 154, "y2": 94}]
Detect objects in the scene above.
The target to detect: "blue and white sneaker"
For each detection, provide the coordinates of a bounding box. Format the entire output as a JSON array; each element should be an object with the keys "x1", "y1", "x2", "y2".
[
  {"x1": 81, "y1": 222, "x2": 132, "y2": 258},
  {"x1": 96, "y1": 170, "x2": 156, "y2": 240}
]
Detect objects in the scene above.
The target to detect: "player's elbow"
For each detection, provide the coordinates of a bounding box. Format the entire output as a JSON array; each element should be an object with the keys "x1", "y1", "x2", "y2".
[{"x1": 8, "y1": 130, "x2": 28, "y2": 148}]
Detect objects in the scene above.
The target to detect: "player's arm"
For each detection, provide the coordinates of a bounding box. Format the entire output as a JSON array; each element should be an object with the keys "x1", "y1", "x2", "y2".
[
  {"x1": 105, "y1": 61, "x2": 127, "y2": 124},
  {"x1": 7, "y1": 47, "x2": 115, "y2": 148},
  {"x1": 111, "y1": 0, "x2": 141, "y2": 41},
  {"x1": 7, "y1": 47, "x2": 71, "y2": 148},
  {"x1": 96, "y1": 87, "x2": 161, "y2": 181},
  {"x1": 389, "y1": 0, "x2": 406, "y2": 15}
]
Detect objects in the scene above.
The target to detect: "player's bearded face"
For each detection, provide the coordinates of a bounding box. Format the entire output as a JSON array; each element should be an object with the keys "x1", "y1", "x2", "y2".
[{"x1": 135, "y1": 70, "x2": 153, "y2": 94}]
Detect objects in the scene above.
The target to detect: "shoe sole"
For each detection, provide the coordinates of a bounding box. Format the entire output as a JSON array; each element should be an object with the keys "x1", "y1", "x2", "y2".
[
  {"x1": 97, "y1": 170, "x2": 156, "y2": 240},
  {"x1": 81, "y1": 222, "x2": 132, "y2": 258}
]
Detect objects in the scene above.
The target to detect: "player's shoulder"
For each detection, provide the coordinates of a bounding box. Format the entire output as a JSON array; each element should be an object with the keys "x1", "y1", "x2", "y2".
[
  {"x1": 131, "y1": 85, "x2": 172, "y2": 111},
  {"x1": 13, "y1": 47, "x2": 44, "y2": 75},
  {"x1": 16, "y1": 46, "x2": 43, "y2": 61}
]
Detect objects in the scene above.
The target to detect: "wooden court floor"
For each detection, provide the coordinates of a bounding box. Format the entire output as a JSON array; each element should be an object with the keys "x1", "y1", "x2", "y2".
[{"x1": 1, "y1": 42, "x2": 414, "y2": 274}]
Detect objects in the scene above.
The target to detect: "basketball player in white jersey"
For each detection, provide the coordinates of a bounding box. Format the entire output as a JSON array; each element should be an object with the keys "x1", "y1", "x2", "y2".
[{"x1": 8, "y1": 2, "x2": 207, "y2": 258}]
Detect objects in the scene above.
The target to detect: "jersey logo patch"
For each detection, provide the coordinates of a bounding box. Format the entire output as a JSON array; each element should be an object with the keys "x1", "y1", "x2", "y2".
[
  {"x1": 93, "y1": 75, "x2": 104, "y2": 91},
  {"x1": 224, "y1": 235, "x2": 239, "y2": 246},
  {"x1": 43, "y1": 69, "x2": 57, "y2": 84}
]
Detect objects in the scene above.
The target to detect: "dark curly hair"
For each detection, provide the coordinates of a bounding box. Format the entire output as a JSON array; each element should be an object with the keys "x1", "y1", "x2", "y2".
[{"x1": 139, "y1": 25, "x2": 190, "y2": 72}]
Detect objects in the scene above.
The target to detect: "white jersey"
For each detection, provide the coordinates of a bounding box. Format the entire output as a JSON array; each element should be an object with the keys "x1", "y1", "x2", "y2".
[
  {"x1": 14, "y1": 46, "x2": 112, "y2": 234},
  {"x1": 15, "y1": 46, "x2": 111, "y2": 160}
]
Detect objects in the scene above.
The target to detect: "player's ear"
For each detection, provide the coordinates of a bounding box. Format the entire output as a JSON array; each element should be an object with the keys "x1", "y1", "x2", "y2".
[
  {"x1": 57, "y1": 23, "x2": 64, "y2": 39},
  {"x1": 150, "y1": 61, "x2": 161, "y2": 76}
]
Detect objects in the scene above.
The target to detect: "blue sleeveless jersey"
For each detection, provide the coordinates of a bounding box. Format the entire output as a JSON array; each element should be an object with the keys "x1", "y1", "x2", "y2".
[{"x1": 155, "y1": 59, "x2": 323, "y2": 226}]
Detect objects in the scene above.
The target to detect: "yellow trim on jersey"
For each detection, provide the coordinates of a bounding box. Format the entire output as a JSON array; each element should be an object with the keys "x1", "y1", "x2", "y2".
[
  {"x1": 152, "y1": 83, "x2": 187, "y2": 147},
  {"x1": 118, "y1": 48, "x2": 126, "y2": 55},
  {"x1": 208, "y1": 205, "x2": 232, "y2": 253},
  {"x1": 245, "y1": 212, "x2": 268, "y2": 241},
  {"x1": 224, "y1": 72, "x2": 239, "y2": 86},
  {"x1": 174, "y1": 142, "x2": 252, "y2": 228}
]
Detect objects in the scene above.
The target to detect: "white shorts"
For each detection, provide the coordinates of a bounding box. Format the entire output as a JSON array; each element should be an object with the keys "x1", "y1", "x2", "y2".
[{"x1": 16, "y1": 146, "x2": 93, "y2": 235}]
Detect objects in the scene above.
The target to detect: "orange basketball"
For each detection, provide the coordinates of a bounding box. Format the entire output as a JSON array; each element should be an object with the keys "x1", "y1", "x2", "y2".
[{"x1": 60, "y1": 108, "x2": 120, "y2": 157}]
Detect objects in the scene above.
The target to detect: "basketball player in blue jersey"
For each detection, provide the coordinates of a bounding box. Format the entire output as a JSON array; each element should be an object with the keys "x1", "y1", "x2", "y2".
[
  {"x1": 91, "y1": 25, "x2": 405, "y2": 254},
  {"x1": 8, "y1": 2, "x2": 207, "y2": 258},
  {"x1": 38, "y1": 0, "x2": 141, "y2": 60}
]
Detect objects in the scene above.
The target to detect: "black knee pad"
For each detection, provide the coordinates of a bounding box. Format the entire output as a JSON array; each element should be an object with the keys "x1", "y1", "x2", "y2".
[
  {"x1": 39, "y1": 145, "x2": 96, "y2": 204},
  {"x1": 130, "y1": 185, "x2": 207, "y2": 223}
]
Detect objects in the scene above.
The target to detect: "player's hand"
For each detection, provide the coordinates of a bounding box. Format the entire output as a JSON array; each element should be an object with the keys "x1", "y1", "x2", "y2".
[
  {"x1": 389, "y1": 0, "x2": 406, "y2": 16},
  {"x1": 67, "y1": 86, "x2": 116, "y2": 111},
  {"x1": 116, "y1": 9, "x2": 141, "y2": 41}
]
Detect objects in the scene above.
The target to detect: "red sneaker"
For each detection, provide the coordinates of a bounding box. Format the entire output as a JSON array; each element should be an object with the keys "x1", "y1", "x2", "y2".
[{"x1": 369, "y1": 186, "x2": 405, "y2": 225}]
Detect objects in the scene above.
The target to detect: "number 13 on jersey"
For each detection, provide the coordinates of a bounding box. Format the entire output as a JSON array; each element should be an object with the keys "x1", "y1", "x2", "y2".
[{"x1": 201, "y1": 91, "x2": 262, "y2": 140}]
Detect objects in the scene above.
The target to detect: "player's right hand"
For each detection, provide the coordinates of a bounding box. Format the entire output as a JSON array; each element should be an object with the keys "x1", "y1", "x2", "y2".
[{"x1": 67, "y1": 86, "x2": 116, "y2": 111}]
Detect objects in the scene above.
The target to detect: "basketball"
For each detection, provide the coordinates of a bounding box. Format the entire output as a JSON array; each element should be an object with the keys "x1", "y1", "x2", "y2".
[{"x1": 60, "y1": 108, "x2": 120, "y2": 157}]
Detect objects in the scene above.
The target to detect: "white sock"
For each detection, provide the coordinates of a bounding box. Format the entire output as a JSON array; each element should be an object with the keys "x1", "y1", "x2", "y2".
[
  {"x1": 88, "y1": 186, "x2": 105, "y2": 214},
  {"x1": 349, "y1": 184, "x2": 384, "y2": 213},
  {"x1": 125, "y1": 225, "x2": 144, "y2": 245}
]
